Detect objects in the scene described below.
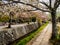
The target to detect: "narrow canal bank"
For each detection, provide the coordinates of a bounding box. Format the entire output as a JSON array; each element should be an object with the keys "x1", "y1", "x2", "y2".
[{"x1": 9, "y1": 22, "x2": 48, "y2": 45}]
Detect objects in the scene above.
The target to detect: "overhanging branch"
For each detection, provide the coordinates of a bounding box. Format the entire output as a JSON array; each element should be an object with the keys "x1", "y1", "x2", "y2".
[
  {"x1": 0, "y1": 1, "x2": 50, "y2": 12},
  {"x1": 49, "y1": 0, "x2": 51, "y2": 7},
  {"x1": 12, "y1": 1, "x2": 50, "y2": 12},
  {"x1": 54, "y1": 0, "x2": 60, "y2": 10},
  {"x1": 40, "y1": 2, "x2": 51, "y2": 9}
]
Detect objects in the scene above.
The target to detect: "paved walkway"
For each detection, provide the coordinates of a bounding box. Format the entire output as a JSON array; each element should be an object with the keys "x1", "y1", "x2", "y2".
[{"x1": 26, "y1": 23, "x2": 52, "y2": 45}]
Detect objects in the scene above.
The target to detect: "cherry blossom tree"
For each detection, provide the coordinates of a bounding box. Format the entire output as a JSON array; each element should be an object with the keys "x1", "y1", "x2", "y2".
[
  {"x1": 12, "y1": 0, "x2": 60, "y2": 39},
  {"x1": 0, "y1": 0, "x2": 60, "y2": 39}
]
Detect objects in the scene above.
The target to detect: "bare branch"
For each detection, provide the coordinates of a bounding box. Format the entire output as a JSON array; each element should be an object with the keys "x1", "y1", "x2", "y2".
[
  {"x1": 55, "y1": 3, "x2": 60, "y2": 10},
  {"x1": 49, "y1": 0, "x2": 51, "y2": 7},
  {"x1": 49, "y1": 0, "x2": 52, "y2": 7},
  {"x1": 12, "y1": 1, "x2": 50, "y2": 12},
  {"x1": 20, "y1": 8, "x2": 38, "y2": 12},
  {"x1": 0, "y1": 1, "x2": 51, "y2": 12},
  {"x1": 26, "y1": 10, "x2": 38, "y2": 12},
  {"x1": 0, "y1": 1, "x2": 50, "y2": 12},
  {"x1": 54, "y1": 0, "x2": 59, "y2": 10},
  {"x1": 40, "y1": 2, "x2": 49, "y2": 7},
  {"x1": 40, "y1": 2, "x2": 52, "y2": 10}
]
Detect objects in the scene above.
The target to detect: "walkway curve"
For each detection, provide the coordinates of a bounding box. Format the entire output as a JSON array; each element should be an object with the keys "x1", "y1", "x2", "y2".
[{"x1": 26, "y1": 23, "x2": 52, "y2": 45}]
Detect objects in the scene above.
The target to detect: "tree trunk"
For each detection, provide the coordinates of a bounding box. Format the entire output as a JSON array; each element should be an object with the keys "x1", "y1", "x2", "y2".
[
  {"x1": 8, "y1": 19, "x2": 11, "y2": 28},
  {"x1": 51, "y1": 10, "x2": 57, "y2": 39},
  {"x1": 8, "y1": 14, "x2": 12, "y2": 28}
]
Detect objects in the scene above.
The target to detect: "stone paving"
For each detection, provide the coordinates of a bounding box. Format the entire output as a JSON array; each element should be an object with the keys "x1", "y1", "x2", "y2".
[{"x1": 26, "y1": 23, "x2": 52, "y2": 45}]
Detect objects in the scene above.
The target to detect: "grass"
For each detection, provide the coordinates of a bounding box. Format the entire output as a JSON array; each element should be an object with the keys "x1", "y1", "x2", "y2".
[{"x1": 12, "y1": 22, "x2": 48, "y2": 45}]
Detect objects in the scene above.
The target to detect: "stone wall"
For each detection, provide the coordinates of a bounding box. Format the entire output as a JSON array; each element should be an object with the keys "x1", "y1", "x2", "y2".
[{"x1": 0, "y1": 22, "x2": 39, "y2": 45}]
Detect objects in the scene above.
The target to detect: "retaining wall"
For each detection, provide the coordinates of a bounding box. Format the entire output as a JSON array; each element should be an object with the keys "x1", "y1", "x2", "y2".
[{"x1": 0, "y1": 22, "x2": 39, "y2": 45}]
